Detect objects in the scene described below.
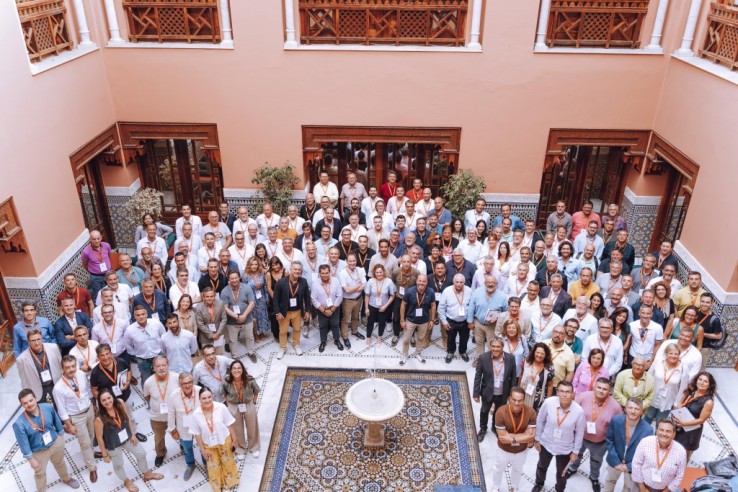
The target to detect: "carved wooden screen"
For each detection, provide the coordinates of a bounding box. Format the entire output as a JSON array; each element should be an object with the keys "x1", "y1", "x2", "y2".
[
  {"x1": 700, "y1": 2, "x2": 738, "y2": 71},
  {"x1": 0, "y1": 273, "x2": 16, "y2": 376},
  {"x1": 16, "y1": 0, "x2": 73, "y2": 62},
  {"x1": 123, "y1": 0, "x2": 221, "y2": 43},
  {"x1": 547, "y1": 0, "x2": 651, "y2": 49},
  {"x1": 299, "y1": 0, "x2": 468, "y2": 46}
]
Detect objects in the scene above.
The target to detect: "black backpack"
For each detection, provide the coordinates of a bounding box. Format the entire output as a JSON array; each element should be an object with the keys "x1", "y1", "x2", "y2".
[{"x1": 690, "y1": 475, "x2": 733, "y2": 492}]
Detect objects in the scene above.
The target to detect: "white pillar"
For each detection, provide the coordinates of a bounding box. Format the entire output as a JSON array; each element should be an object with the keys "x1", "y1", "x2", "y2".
[
  {"x1": 72, "y1": 0, "x2": 93, "y2": 46},
  {"x1": 284, "y1": 0, "x2": 298, "y2": 48},
  {"x1": 467, "y1": 0, "x2": 484, "y2": 50},
  {"x1": 535, "y1": 0, "x2": 552, "y2": 50},
  {"x1": 645, "y1": 0, "x2": 670, "y2": 50},
  {"x1": 219, "y1": 0, "x2": 233, "y2": 46},
  {"x1": 102, "y1": 0, "x2": 124, "y2": 43},
  {"x1": 675, "y1": 0, "x2": 704, "y2": 56}
]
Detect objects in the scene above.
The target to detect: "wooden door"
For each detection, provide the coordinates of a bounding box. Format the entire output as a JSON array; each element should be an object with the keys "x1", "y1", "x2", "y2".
[
  {"x1": 0, "y1": 273, "x2": 16, "y2": 376},
  {"x1": 650, "y1": 168, "x2": 691, "y2": 251},
  {"x1": 75, "y1": 157, "x2": 116, "y2": 247}
]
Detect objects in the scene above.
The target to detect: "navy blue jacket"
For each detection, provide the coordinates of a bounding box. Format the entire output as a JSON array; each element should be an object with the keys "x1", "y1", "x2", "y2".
[
  {"x1": 605, "y1": 414, "x2": 653, "y2": 472},
  {"x1": 131, "y1": 291, "x2": 170, "y2": 322},
  {"x1": 53, "y1": 312, "x2": 93, "y2": 354}
]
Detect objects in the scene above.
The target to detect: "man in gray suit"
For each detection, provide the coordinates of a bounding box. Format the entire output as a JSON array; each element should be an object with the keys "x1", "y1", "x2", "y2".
[
  {"x1": 18, "y1": 329, "x2": 63, "y2": 407},
  {"x1": 194, "y1": 287, "x2": 228, "y2": 354},
  {"x1": 473, "y1": 338, "x2": 517, "y2": 442}
]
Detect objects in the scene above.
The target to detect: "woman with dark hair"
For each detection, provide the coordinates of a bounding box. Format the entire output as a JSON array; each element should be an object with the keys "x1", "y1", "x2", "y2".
[
  {"x1": 223, "y1": 360, "x2": 261, "y2": 458},
  {"x1": 176, "y1": 294, "x2": 196, "y2": 336},
  {"x1": 134, "y1": 213, "x2": 173, "y2": 244},
  {"x1": 653, "y1": 280, "x2": 676, "y2": 329},
  {"x1": 363, "y1": 264, "x2": 396, "y2": 346},
  {"x1": 475, "y1": 219, "x2": 488, "y2": 242},
  {"x1": 589, "y1": 292, "x2": 608, "y2": 320},
  {"x1": 266, "y1": 256, "x2": 285, "y2": 340},
  {"x1": 518, "y1": 342, "x2": 554, "y2": 411},
  {"x1": 451, "y1": 219, "x2": 465, "y2": 241},
  {"x1": 439, "y1": 225, "x2": 458, "y2": 260},
  {"x1": 571, "y1": 348, "x2": 609, "y2": 395},
  {"x1": 94, "y1": 388, "x2": 162, "y2": 491},
  {"x1": 150, "y1": 263, "x2": 171, "y2": 296},
  {"x1": 610, "y1": 306, "x2": 631, "y2": 366},
  {"x1": 190, "y1": 386, "x2": 239, "y2": 491},
  {"x1": 254, "y1": 243, "x2": 269, "y2": 271},
  {"x1": 664, "y1": 305, "x2": 704, "y2": 348},
  {"x1": 673, "y1": 371, "x2": 716, "y2": 459},
  {"x1": 495, "y1": 241, "x2": 512, "y2": 285},
  {"x1": 243, "y1": 256, "x2": 269, "y2": 340}
]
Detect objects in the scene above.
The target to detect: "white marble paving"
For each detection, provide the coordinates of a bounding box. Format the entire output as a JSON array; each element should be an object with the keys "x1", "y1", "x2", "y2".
[{"x1": 0, "y1": 326, "x2": 735, "y2": 492}]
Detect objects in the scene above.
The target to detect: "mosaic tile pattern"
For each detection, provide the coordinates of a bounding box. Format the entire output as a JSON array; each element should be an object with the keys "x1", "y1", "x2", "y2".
[
  {"x1": 107, "y1": 195, "x2": 138, "y2": 250},
  {"x1": 623, "y1": 200, "x2": 659, "y2": 258},
  {"x1": 483, "y1": 202, "x2": 539, "y2": 224}
]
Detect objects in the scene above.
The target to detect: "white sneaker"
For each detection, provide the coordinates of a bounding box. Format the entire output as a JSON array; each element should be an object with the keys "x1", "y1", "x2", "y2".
[
  {"x1": 250, "y1": 450, "x2": 260, "y2": 458},
  {"x1": 295, "y1": 346, "x2": 303, "y2": 355},
  {"x1": 415, "y1": 352, "x2": 426, "y2": 363},
  {"x1": 276, "y1": 349, "x2": 285, "y2": 360},
  {"x1": 399, "y1": 355, "x2": 408, "y2": 366}
]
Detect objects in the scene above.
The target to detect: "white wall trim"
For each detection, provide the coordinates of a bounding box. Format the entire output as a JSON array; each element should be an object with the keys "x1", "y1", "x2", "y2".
[
  {"x1": 533, "y1": 47, "x2": 663, "y2": 55},
  {"x1": 674, "y1": 240, "x2": 738, "y2": 305},
  {"x1": 29, "y1": 44, "x2": 98, "y2": 76},
  {"x1": 105, "y1": 178, "x2": 141, "y2": 197},
  {"x1": 106, "y1": 41, "x2": 234, "y2": 50},
  {"x1": 481, "y1": 193, "x2": 540, "y2": 204},
  {"x1": 624, "y1": 186, "x2": 662, "y2": 207},
  {"x1": 284, "y1": 44, "x2": 482, "y2": 53},
  {"x1": 223, "y1": 188, "x2": 307, "y2": 200},
  {"x1": 672, "y1": 54, "x2": 738, "y2": 88},
  {"x1": 4, "y1": 229, "x2": 89, "y2": 290}
]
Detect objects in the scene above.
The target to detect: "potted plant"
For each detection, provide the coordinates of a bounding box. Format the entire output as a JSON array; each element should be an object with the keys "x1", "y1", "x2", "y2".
[
  {"x1": 440, "y1": 169, "x2": 487, "y2": 220},
  {"x1": 125, "y1": 187, "x2": 164, "y2": 222},
  {"x1": 251, "y1": 162, "x2": 301, "y2": 216}
]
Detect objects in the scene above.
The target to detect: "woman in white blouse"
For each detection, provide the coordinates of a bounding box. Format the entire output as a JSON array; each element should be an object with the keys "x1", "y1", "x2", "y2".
[
  {"x1": 189, "y1": 387, "x2": 240, "y2": 492},
  {"x1": 645, "y1": 344, "x2": 691, "y2": 424},
  {"x1": 363, "y1": 264, "x2": 396, "y2": 346}
]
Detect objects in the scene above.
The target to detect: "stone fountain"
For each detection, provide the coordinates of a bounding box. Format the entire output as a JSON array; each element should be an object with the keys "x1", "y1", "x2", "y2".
[{"x1": 345, "y1": 346, "x2": 405, "y2": 448}]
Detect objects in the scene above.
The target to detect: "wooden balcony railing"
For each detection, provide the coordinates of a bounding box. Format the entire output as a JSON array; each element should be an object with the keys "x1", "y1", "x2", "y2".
[
  {"x1": 298, "y1": 0, "x2": 468, "y2": 47},
  {"x1": 16, "y1": 0, "x2": 73, "y2": 62},
  {"x1": 701, "y1": 2, "x2": 738, "y2": 70},
  {"x1": 122, "y1": 0, "x2": 221, "y2": 43},
  {"x1": 546, "y1": 0, "x2": 651, "y2": 49}
]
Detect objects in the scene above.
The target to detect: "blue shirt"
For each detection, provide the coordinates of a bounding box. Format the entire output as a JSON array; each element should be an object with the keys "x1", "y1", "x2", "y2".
[
  {"x1": 466, "y1": 288, "x2": 509, "y2": 324},
  {"x1": 493, "y1": 214, "x2": 525, "y2": 232},
  {"x1": 13, "y1": 403, "x2": 64, "y2": 458},
  {"x1": 402, "y1": 286, "x2": 435, "y2": 324},
  {"x1": 131, "y1": 291, "x2": 171, "y2": 322},
  {"x1": 13, "y1": 317, "x2": 56, "y2": 357},
  {"x1": 428, "y1": 208, "x2": 452, "y2": 226}
]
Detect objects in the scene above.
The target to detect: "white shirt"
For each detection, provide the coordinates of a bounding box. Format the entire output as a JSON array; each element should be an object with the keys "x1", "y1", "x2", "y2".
[
  {"x1": 285, "y1": 215, "x2": 305, "y2": 233},
  {"x1": 646, "y1": 276, "x2": 683, "y2": 296},
  {"x1": 504, "y1": 276, "x2": 530, "y2": 298},
  {"x1": 166, "y1": 386, "x2": 201, "y2": 440},
  {"x1": 231, "y1": 218, "x2": 258, "y2": 239},
  {"x1": 189, "y1": 402, "x2": 235, "y2": 447},
  {"x1": 386, "y1": 196, "x2": 409, "y2": 219},
  {"x1": 174, "y1": 235, "x2": 203, "y2": 259},
  {"x1": 415, "y1": 199, "x2": 434, "y2": 218},
  {"x1": 143, "y1": 372, "x2": 180, "y2": 422},
  {"x1": 404, "y1": 213, "x2": 420, "y2": 231},
  {"x1": 198, "y1": 244, "x2": 223, "y2": 272},
  {"x1": 520, "y1": 295, "x2": 541, "y2": 319},
  {"x1": 651, "y1": 340, "x2": 703, "y2": 380},
  {"x1": 313, "y1": 181, "x2": 339, "y2": 205},
  {"x1": 581, "y1": 334, "x2": 624, "y2": 375},
  {"x1": 52, "y1": 370, "x2": 93, "y2": 421},
  {"x1": 95, "y1": 284, "x2": 134, "y2": 308},
  {"x1": 508, "y1": 259, "x2": 537, "y2": 283},
  {"x1": 530, "y1": 312, "x2": 562, "y2": 343},
  {"x1": 464, "y1": 210, "x2": 491, "y2": 231},
  {"x1": 228, "y1": 244, "x2": 255, "y2": 273},
  {"x1": 563, "y1": 309, "x2": 599, "y2": 340},
  {"x1": 471, "y1": 268, "x2": 496, "y2": 291},
  {"x1": 69, "y1": 340, "x2": 100, "y2": 375},
  {"x1": 91, "y1": 318, "x2": 128, "y2": 355},
  {"x1": 192, "y1": 356, "x2": 233, "y2": 402},
  {"x1": 458, "y1": 239, "x2": 484, "y2": 263},
  {"x1": 628, "y1": 320, "x2": 664, "y2": 360},
  {"x1": 367, "y1": 211, "x2": 395, "y2": 231},
  {"x1": 160, "y1": 330, "x2": 198, "y2": 373},
  {"x1": 168, "y1": 258, "x2": 200, "y2": 285},
  {"x1": 176, "y1": 215, "x2": 203, "y2": 238},
  {"x1": 342, "y1": 224, "x2": 368, "y2": 242},
  {"x1": 361, "y1": 196, "x2": 381, "y2": 218},
  {"x1": 136, "y1": 236, "x2": 168, "y2": 263},
  {"x1": 338, "y1": 267, "x2": 367, "y2": 299},
  {"x1": 276, "y1": 248, "x2": 304, "y2": 270},
  {"x1": 263, "y1": 239, "x2": 284, "y2": 259},
  {"x1": 411, "y1": 260, "x2": 427, "y2": 276},
  {"x1": 169, "y1": 281, "x2": 201, "y2": 309},
  {"x1": 256, "y1": 213, "x2": 281, "y2": 237}
]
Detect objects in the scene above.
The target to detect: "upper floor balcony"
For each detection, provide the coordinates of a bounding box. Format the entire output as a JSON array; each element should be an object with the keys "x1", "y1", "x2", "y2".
[{"x1": 700, "y1": 1, "x2": 738, "y2": 70}]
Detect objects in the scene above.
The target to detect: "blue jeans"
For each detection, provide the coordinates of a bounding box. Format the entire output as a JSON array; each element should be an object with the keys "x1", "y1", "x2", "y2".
[
  {"x1": 133, "y1": 356, "x2": 153, "y2": 386},
  {"x1": 180, "y1": 438, "x2": 206, "y2": 468}
]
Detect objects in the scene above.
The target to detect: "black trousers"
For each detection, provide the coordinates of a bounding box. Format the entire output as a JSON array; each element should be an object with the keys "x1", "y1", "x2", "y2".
[
  {"x1": 447, "y1": 319, "x2": 469, "y2": 355},
  {"x1": 392, "y1": 297, "x2": 403, "y2": 337},
  {"x1": 317, "y1": 311, "x2": 340, "y2": 344},
  {"x1": 367, "y1": 306, "x2": 390, "y2": 337},
  {"x1": 480, "y1": 394, "x2": 506, "y2": 431},
  {"x1": 536, "y1": 445, "x2": 571, "y2": 492}
]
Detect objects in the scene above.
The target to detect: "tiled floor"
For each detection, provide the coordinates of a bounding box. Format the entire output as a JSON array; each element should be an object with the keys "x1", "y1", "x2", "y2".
[{"x1": 0, "y1": 328, "x2": 735, "y2": 492}]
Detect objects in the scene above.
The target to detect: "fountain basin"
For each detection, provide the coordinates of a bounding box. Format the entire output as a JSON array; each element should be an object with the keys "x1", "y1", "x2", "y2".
[{"x1": 345, "y1": 378, "x2": 405, "y2": 448}]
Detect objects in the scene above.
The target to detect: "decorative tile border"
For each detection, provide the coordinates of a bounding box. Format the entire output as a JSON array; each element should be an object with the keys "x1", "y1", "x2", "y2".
[
  {"x1": 105, "y1": 178, "x2": 141, "y2": 197},
  {"x1": 107, "y1": 195, "x2": 138, "y2": 250}
]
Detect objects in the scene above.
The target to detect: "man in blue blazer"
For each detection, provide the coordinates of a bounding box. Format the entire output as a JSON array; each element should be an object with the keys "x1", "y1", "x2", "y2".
[
  {"x1": 54, "y1": 298, "x2": 93, "y2": 356},
  {"x1": 603, "y1": 397, "x2": 653, "y2": 492},
  {"x1": 131, "y1": 278, "x2": 170, "y2": 322}
]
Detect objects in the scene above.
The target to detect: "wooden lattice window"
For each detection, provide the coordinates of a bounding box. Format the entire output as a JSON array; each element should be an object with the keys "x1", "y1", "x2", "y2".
[
  {"x1": 16, "y1": 0, "x2": 73, "y2": 62},
  {"x1": 700, "y1": 2, "x2": 738, "y2": 71},
  {"x1": 546, "y1": 0, "x2": 651, "y2": 49},
  {"x1": 123, "y1": 0, "x2": 222, "y2": 43},
  {"x1": 299, "y1": 0, "x2": 469, "y2": 46}
]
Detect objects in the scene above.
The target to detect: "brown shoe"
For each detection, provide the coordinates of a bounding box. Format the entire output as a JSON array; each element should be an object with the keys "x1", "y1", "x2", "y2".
[
  {"x1": 90, "y1": 470, "x2": 98, "y2": 483},
  {"x1": 472, "y1": 358, "x2": 479, "y2": 368}
]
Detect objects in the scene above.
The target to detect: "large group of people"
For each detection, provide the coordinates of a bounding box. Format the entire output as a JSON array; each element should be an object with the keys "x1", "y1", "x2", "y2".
[{"x1": 11, "y1": 170, "x2": 724, "y2": 491}]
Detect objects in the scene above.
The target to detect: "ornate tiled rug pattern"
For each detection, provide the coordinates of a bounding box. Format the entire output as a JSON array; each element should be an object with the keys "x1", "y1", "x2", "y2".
[{"x1": 260, "y1": 368, "x2": 484, "y2": 492}]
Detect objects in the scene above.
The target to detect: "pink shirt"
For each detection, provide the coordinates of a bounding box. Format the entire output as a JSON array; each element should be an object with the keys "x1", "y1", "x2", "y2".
[
  {"x1": 81, "y1": 242, "x2": 112, "y2": 275},
  {"x1": 575, "y1": 391, "x2": 623, "y2": 443},
  {"x1": 570, "y1": 211, "x2": 601, "y2": 240}
]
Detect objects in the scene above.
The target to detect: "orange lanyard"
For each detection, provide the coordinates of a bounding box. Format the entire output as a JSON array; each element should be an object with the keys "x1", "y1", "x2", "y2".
[
  {"x1": 289, "y1": 280, "x2": 300, "y2": 298},
  {"x1": 453, "y1": 288, "x2": 465, "y2": 306},
  {"x1": 233, "y1": 382, "x2": 244, "y2": 403},
  {"x1": 556, "y1": 407, "x2": 570, "y2": 427},
  {"x1": 209, "y1": 276, "x2": 220, "y2": 292},
  {"x1": 416, "y1": 290, "x2": 426, "y2": 308},
  {"x1": 111, "y1": 408, "x2": 124, "y2": 430},
  {"x1": 205, "y1": 362, "x2": 223, "y2": 382},
  {"x1": 591, "y1": 395, "x2": 604, "y2": 421},
  {"x1": 25, "y1": 410, "x2": 46, "y2": 432},
  {"x1": 156, "y1": 376, "x2": 169, "y2": 401},
  {"x1": 180, "y1": 391, "x2": 197, "y2": 415},
  {"x1": 145, "y1": 294, "x2": 157, "y2": 311},
  {"x1": 663, "y1": 363, "x2": 679, "y2": 385},
  {"x1": 375, "y1": 279, "x2": 385, "y2": 298},
  {"x1": 655, "y1": 441, "x2": 672, "y2": 470},
  {"x1": 103, "y1": 319, "x2": 116, "y2": 343},
  {"x1": 539, "y1": 315, "x2": 553, "y2": 333},
  {"x1": 62, "y1": 376, "x2": 82, "y2": 399},
  {"x1": 508, "y1": 405, "x2": 524, "y2": 434},
  {"x1": 230, "y1": 286, "x2": 240, "y2": 304},
  {"x1": 204, "y1": 408, "x2": 215, "y2": 435},
  {"x1": 528, "y1": 362, "x2": 544, "y2": 383},
  {"x1": 100, "y1": 359, "x2": 119, "y2": 385},
  {"x1": 340, "y1": 242, "x2": 352, "y2": 257},
  {"x1": 31, "y1": 350, "x2": 48, "y2": 370},
  {"x1": 506, "y1": 339, "x2": 519, "y2": 354},
  {"x1": 493, "y1": 359, "x2": 504, "y2": 378},
  {"x1": 598, "y1": 337, "x2": 611, "y2": 354},
  {"x1": 589, "y1": 367, "x2": 600, "y2": 391},
  {"x1": 321, "y1": 282, "x2": 332, "y2": 301},
  {"x1": 77, "y1": 343, "x2": 91, "y2": 367}
]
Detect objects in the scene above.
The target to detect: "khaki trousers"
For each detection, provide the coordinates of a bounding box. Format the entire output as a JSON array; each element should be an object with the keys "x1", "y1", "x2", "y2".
[
  {"x1": 700, "y1": 347, "x2": 710, "y2": 371},
  {"x1": 151, "y1": 419, "x2": 168, "y2": 458},
  {"x1": 402, "y1": 321, "x2": 429, "y2": 356},
  {"x1": 69, "y1": 405, "x2": 96, "y2": 471},
  {"x1": 32, "y1": 435, "x2": 70, "y2": 492},
  {"x1": 474, "y1": 320, "x2": 497, "y2": 358},
  {"x1": 226, "y1": 321, "x2": 255, "y2": 357},
  {"x1": 226, "y1": 401, "x2": 260, "y2": 452},
  {"x1": 340, "y1": 297, "x2": 362, "y2": 338},
  {"x1": 603, "y1": 464, "x2": 638, "y2": 492},
  {"x1": 278, "y1": 310, "x2": 302, "y2": 349}
]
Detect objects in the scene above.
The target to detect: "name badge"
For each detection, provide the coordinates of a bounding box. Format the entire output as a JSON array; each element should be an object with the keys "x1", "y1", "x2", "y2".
[
  {"x1": 494, "y1": 378, "x2": 502, "y2": 389},
  {"x1": 526, "y1": 383, "x2": 535, "y2": 396},
  {"x1": 326, "y1": 298, "x2": 334, "y2": 308},
  {"x1": 42, "y1": 431, "x2": 52, "y2": 445},
  {"x1": 485, "y1": 309, "x2": 500, "y2": 324},
  {"x1": 435, "y1": 293, "x2": 441, "y2": 302},
  {"x1": 289, "y1": 298, "x2": 297, "y2": 308},
  {"x1": 152, "y1": 313, "x2": 159, "y2": 321},
  {"x1": 511, "y1": 440, "x2": 520, "y2": 447},
  {"x1": 398, "y1": 286, "x2": 405, "y2": 296},
  {"x1": 159, "y1": 402, "x2": 168, "y2": 414},
  {"x1": 118, "y1": 428, "x2": 129, "y2": 443},
  {"x1": 208, "y1": 323, "x2": 217, "y2": 332},
  {"x1": 208, "y1": 433, "x2": 218, "y2": 446},
  {"x1": 553, "y1": 429, "x2": 563, "y2": 439},
  {"x1": 375, "y1": 297, "x2": 382, "y2": 305},
  {"x1": 110, "y1": 343, "x2": 117, "y2": 354},
  {"x1": 651, "y1": 470, "x2": 663, "y2": 483},
  {"x1": 99, "y1": 263, "x2": 108, "y2": 273},
  {"x1": 215, "y1": 293, "x2": 221, "y2": 301},
  {"x1": 40, "y1": 370, "x2": 52, "y2": 383},
  {"x1": 232, "y1": 305, "x2": 241, "y2": 315},
  {"x1": 182, "y1": 414, "x2": 193, "y2": 430},
  {"x1": 415, "y1": 308, "x2": 424, "y2": 317},
  {"x1": 458, "y1": 307, "x2": 465, "y2": 317},
  {"x1": 132, "y1": 287, "x2": 141, "y2": 296},
  {"x1": 112, "y1": 385, "x2": 122, "y2": 396},
  {"x1": 255, "y1": 291, "x2": 262, "y2": 300},
  {"x1": 586, "y1": 421, "x2": 597, "y2": 434},
  {"x1": 238, "y1": 403, "x2": 247, "y2": 413}
]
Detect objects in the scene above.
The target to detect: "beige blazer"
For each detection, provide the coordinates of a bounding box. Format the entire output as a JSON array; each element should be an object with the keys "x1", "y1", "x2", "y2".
[{"x1": 17, "y1": 343, "x2": 62, "y2": 401}]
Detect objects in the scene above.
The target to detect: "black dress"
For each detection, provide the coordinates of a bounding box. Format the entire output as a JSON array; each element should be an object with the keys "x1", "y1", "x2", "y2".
[{"x1": 675, "y1": 394, "x2": 711, "y2": 451}]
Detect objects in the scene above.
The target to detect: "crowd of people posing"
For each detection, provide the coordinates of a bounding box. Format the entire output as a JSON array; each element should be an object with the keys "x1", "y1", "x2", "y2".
[{"x1": 10, "y1": 169, "x2": 724, "y2": 492}]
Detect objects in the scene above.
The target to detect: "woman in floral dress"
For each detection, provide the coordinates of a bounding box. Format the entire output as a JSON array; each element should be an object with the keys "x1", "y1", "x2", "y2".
[{"x1": 242, "y1": 256, "x2": 269, "y2": 340}]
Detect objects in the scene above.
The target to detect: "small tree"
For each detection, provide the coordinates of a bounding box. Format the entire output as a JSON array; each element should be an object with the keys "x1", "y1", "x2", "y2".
[
  {"x1": 440, "y1": 169, "x2": 487, "y2": 220},
  {"x1": 125, "y1": 188, "x2": 164, "y2": 222},
  {"x1": 251, "y1": 162, "x2": 300, "y2": 216}
]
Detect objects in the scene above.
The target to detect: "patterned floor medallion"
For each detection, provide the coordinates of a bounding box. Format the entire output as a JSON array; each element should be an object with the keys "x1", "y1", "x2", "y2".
[{"x1": 260, "y1": 368, "x2": 485, "y2": 492}]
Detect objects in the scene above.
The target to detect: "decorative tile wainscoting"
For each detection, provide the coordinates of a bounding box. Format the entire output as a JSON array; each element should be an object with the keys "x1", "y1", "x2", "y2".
[
  {"x1": 481, "y1": 193, "x2": 539, "y2": 223},
  {"x1": 106, "y1": 179, "x2": 141, "y2": 250},
  {"x1": 622, "y1": 187, "x2": 661, "y2": 258}
]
